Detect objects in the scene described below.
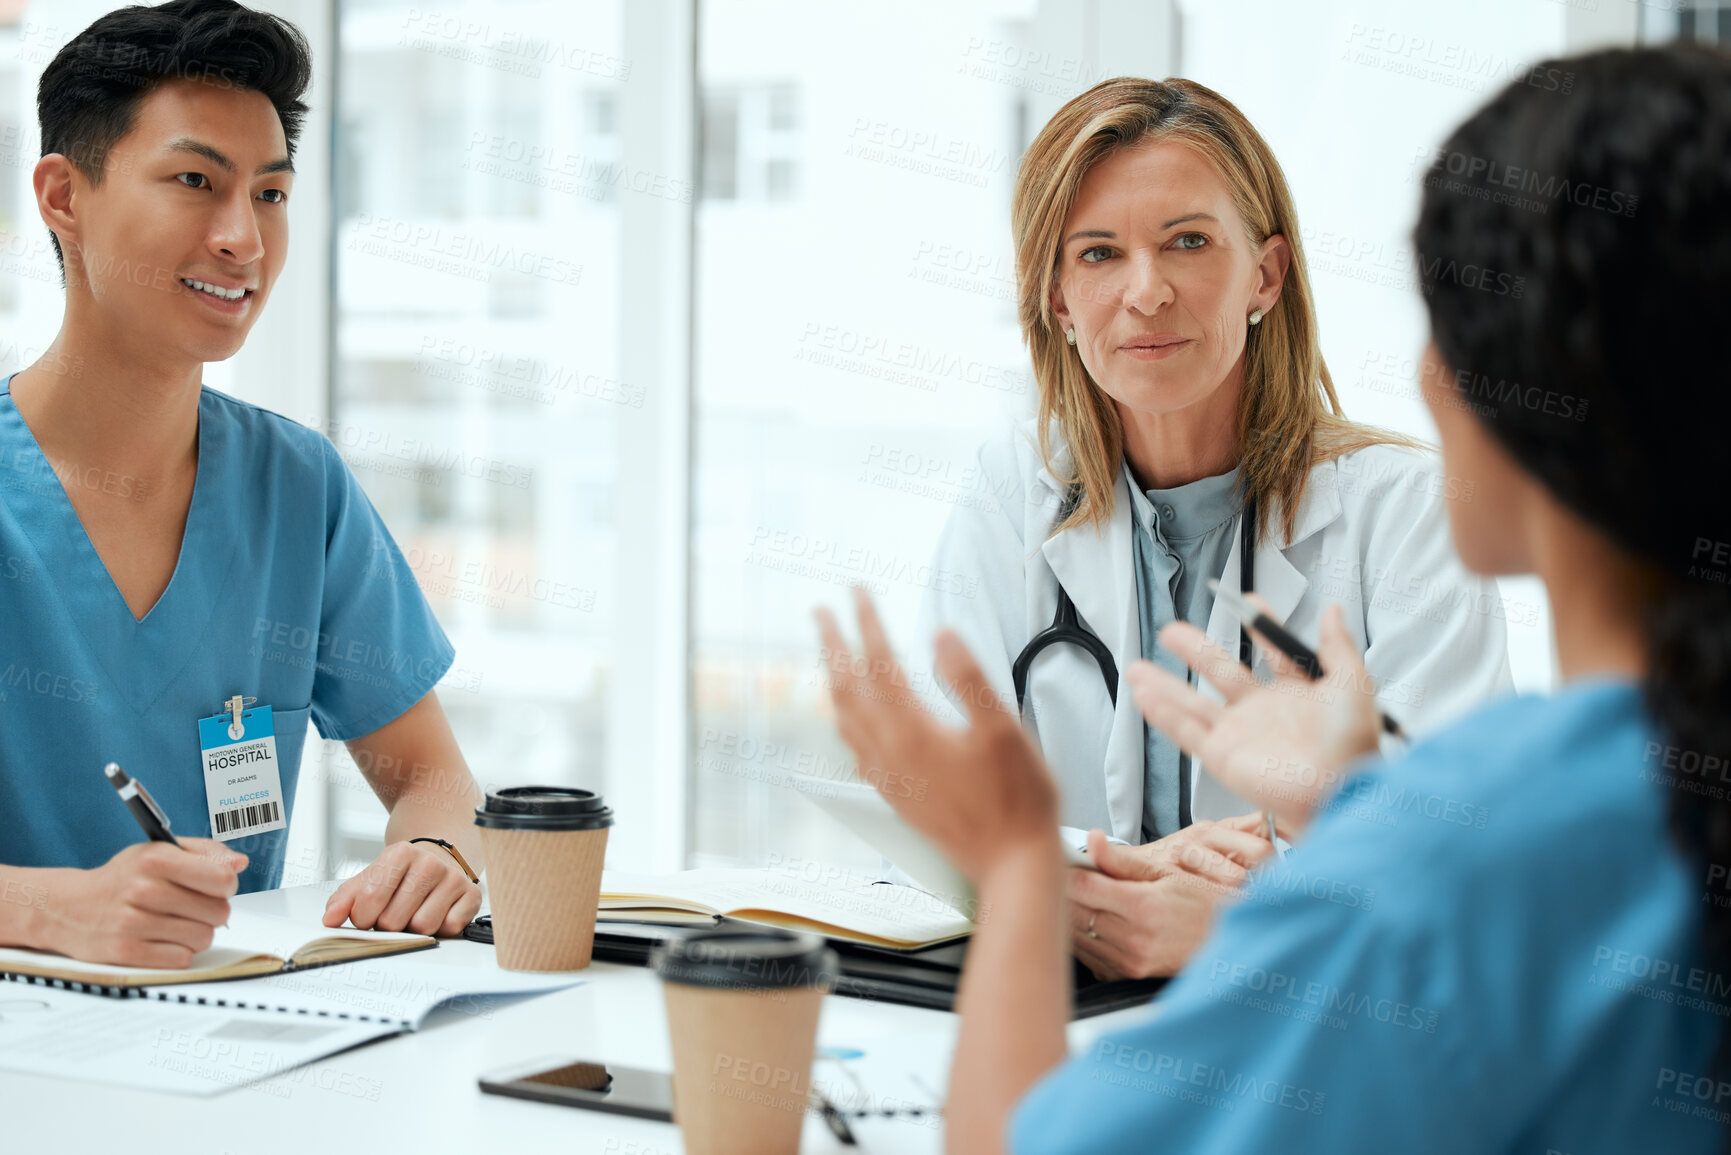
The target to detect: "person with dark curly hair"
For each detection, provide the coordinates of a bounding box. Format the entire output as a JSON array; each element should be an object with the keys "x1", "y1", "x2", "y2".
[{"x1": 821, "y1": 41, "x2": 1731, "y2": 1154}]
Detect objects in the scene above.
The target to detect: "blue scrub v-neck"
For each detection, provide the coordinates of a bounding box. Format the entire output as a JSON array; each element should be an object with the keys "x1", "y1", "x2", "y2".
[
  {"x1": 0, "y1": 375, "x2": 454, "y2": 891},
  {"x1": 0, "y1": 385, "x2": 239, "y2": 718}
]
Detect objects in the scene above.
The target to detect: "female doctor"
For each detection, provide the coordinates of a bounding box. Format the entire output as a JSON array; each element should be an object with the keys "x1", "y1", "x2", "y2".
[{"x1": 918, "y1": 77, "x2": 1512, "y2": 980}]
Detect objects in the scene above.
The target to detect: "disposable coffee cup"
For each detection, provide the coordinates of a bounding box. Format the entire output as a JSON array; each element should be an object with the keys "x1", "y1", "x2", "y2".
[
  {"x1": 474, "y1": 786, "x2": 614, "y2": 971},
  {"x1": 653, "y1": 927, "x2": 838, "y2": 1155}
]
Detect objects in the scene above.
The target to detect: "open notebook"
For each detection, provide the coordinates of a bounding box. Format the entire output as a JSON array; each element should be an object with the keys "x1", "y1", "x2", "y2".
[
  {"x1": 600, "y1": 867, "x2": 973, "y2": 951},
  {"x1": 0, "y1": 907, "x2": 434, "y2": 991}
]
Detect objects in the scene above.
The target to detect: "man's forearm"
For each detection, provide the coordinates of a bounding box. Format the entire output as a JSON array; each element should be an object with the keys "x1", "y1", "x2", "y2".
[
  {"x1": 0, "y1": 865, "x2": 61, "y2": 950},
  {"x1": 348, "y1": 691, "x2": 486, "y2": 874},
  {"x1": 384, "y1": 785, "x2": 485, "y2": 872},
  {"x1": 948, "y1": 838, "x2": 1072, "y2": 1154}
]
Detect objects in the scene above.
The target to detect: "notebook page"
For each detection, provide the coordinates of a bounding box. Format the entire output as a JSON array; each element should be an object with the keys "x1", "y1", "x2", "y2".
[
  {"x1": 0, "y1": 980, "x2": 397, "y2": 1095},
  {"x1": 0, "y1": 942, "x2": 270, "y2": 983},
  {"x1": 604, "y1": 868, "x2": 972, "y2": 944},
  {"x1": 602, "y1": 867, "x2": 742, "y2": 913},
  {"x1": 0, "y1": 908, "x2": 428, "y2": 985},
  {"x1": 727, "y1": 877, "x2": 971, "y2": 944},
  {"x1": 148, "y1": 954, "x2": 585, "y2": 1029},
  {"x1": 216, "y1": 907, "x2": 429, "y2": 960},
  {"x1": 814, "y1": 1031, "x2": 951, "y2": 1153}
]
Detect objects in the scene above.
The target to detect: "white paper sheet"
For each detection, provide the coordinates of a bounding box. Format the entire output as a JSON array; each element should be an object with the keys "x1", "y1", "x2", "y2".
[
  {"x1": 0, "y1": 982, "x2": 397, "y2": 1095},
  {"x1": 0, "y1": 954, "x2": 584, "y2": 1093},
  {"x1": 142, "y1": 955, "x2": 586, "y2": 1028},
  {"x1": 813, "y1": 1032, "x2": 951, "y2": 1154}
]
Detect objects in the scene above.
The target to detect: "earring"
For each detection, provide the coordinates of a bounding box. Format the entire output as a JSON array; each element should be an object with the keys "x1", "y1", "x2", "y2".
[
  {"x1": 1065, "y1": 328, "x2": 1077, "y2": 345},
  {"x1": 1248, "y1": 308, "x2": 1264, "y2": 326}
]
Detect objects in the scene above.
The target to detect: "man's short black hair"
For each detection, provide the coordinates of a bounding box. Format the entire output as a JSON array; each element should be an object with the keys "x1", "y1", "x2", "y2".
[{"x1": 37, "y1": 0, "x2": 313, "y2": 269}]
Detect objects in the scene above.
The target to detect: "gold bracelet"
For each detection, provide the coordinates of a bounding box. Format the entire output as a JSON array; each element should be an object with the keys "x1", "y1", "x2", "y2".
[{"x1": 408, "y1": 837, "x2": 479, "y2": 883}]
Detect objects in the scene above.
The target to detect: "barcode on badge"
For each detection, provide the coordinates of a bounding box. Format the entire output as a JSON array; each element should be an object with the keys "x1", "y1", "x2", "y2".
[{"x1": 214, "y1": 800, "x2": 281, "y2": 835}]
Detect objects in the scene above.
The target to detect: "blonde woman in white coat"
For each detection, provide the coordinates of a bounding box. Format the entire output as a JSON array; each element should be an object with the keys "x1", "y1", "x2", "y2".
[{"x1": 915, "y1": 77, "x2": 1513, "y2": 981}]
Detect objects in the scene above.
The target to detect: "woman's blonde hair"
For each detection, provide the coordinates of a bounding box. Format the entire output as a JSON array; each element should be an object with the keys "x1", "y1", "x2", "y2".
[{"x1": 1012, "y1": 76, "x2": 1422, "y2": 542}]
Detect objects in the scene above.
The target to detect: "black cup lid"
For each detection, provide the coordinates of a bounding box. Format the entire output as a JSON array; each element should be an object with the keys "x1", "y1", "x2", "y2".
[
  {"x1": 652, "y1": 927, "x2": 837, "y2": 991},
  {"x1": 474, "y1": 786, "x2": 614, "y2": 831}
]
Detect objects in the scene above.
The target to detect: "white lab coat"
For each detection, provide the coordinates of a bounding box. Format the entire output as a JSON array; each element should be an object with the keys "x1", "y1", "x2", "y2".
[{"x1": 916, "y1": 421, "x2": 1515, "y2": 842}]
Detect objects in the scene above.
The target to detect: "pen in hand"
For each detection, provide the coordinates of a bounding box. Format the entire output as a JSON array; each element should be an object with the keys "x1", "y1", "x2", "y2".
[
  {"x1": 1264, "y1": 809, "x2": 1285, "y2": 863},
  {"x1": 1206, "y1": 580, "x2": 1408, "y2": 741},
  {"x1": 103, "y1": 763, "x2": 244, "y2": 941},
  {"x1": 104, "y1": 762, "x2": 183, "y2": 848}
]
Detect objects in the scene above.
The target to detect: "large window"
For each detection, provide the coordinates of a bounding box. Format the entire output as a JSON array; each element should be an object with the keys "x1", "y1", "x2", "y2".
[
  {"x1": 689, "y1": 0, "x2": 1144, "y2": 871},
  {"x1": 1641, "y1": 0, "x2": 1731, "y2": 44},
  {"x1": 0, "y1": 13, "x2": 63, "y2": 359},
  {"x1": 321, "y1": 0, "x2": 632, "y2": 876},
  {"x1": 0, "y1": 25, "x2": 24, "y2": 320},
  {"x1": 1, "y1": 0, "x2": 1642, "y2": 886}
]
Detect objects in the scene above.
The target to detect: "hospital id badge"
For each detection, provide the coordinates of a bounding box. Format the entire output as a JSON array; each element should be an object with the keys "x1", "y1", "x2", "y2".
[{"x1": 198, "y1": 701, "x2": 287, "y2": 840}]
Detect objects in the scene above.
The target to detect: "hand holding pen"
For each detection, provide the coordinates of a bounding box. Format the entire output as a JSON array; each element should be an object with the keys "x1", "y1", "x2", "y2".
[
  {"x1": 104, "y1": 762, "x2": 183, "y2": 846},
  {"x1": 1123, "y1": 596, "x2": 1387, "y2": 837},
  {"x1": 1206, "y1": 581, "x2": 1407, "y2": 740},
  {"x1": 1204, "y1": 583, "x2": 1406, "y2": 858},
  {"x1": 15, "y1": 765, "x2": 250, "y2": 970}
]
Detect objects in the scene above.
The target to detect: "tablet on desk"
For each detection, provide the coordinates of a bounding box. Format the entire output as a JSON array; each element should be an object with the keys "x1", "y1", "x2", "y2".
[{"x1": 798, "y1": 779, "x2": 1119, "y2": 906}]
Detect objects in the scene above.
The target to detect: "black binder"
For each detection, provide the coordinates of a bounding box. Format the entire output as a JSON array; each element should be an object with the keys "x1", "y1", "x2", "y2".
[{"x1": 466, "y1": 918, "x2": 1165, "y2": 1019}]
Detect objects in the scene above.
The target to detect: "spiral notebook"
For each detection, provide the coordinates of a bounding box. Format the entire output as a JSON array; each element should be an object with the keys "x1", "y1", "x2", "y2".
[
  {"x1": 0, "y1": 955, "x2": 584, "y2": 1094},
  {"x1": 0, "y1": 907, "x2": 435, "y2": 994}
]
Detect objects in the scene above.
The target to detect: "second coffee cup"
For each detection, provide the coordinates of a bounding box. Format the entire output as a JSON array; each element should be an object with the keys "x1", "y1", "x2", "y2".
[
  {"x1": 474, "y1": 786, "x2": 613, "y2": 971},
  {"x1": 653, "y1": 927, "x2": 838, "y2": 1155}
]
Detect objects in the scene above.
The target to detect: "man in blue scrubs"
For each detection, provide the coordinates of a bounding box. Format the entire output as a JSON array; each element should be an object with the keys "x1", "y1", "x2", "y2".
[{"x1": 0, "y1": 1, "x2": 487, "y2": 969}]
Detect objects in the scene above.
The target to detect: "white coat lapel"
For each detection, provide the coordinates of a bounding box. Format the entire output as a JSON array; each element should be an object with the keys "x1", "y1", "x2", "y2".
[
  {"x1": 1200, "y1": 456, "x2": 1345, "y2": 667},
  {"x1": 1036, "y1": 464, "x2": 1145, "y2": 841},
  {"x1": 1192, "y1": 458, "x2": 1344, "y2": 816}
]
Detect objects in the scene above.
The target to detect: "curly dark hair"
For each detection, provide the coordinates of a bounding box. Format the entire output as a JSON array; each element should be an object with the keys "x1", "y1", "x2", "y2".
[
  {"x1": 37, "y1": 0, "x2": 313, "y2": 270},
  {"x1": 1414, "y1": 40, "x2": 1731, "y2": 1134}
]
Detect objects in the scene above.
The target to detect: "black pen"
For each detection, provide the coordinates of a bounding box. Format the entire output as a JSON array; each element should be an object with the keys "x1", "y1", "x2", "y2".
[
  {"x1": 813, "y1": 1087, "x2": 858, "y2": 1146},
  {"x1": 104, "y1": 762, "x2": 183, "y2": 847},
  {"x1": 1206, "y1": 580, "x2": 1407, "y2": 740}
]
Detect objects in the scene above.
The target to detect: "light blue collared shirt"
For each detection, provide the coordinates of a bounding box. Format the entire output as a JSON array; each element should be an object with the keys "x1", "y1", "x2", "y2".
[{"x1": 1128, "y1": 463, "x2": 1242, "y2": 841}]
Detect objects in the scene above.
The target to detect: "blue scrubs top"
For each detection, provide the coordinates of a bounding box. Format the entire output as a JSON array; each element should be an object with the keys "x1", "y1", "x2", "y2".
[
  {"x1": 1128, "y1": 464, "x2": 1241, "y2": 841},
  {"x1": 1012, "y1": 681, "x2": 1724, "y2": 1153},
  {"x1": 0, "y1": 378, "x2": 453, "y2": 892}
]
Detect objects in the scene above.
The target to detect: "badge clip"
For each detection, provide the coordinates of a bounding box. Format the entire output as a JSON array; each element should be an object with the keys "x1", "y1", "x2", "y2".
[{"x1": 223, "y1": 694, "x2": 257, "y2": 741}]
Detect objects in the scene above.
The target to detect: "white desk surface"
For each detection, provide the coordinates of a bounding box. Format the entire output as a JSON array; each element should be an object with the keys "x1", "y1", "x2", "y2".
[{"x1": 2, "y1": 883, "x2": 1145, "y2": 1154}]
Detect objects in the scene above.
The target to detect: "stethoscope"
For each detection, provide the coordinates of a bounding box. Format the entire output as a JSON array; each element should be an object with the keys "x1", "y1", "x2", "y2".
[{"x1": 1011, "y1": 488, "x2": 1258, "y2": 829}]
